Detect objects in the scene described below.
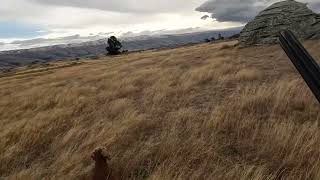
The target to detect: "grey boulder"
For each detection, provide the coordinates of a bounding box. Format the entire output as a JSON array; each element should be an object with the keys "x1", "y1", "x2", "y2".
[{"x1": 239, "y1": 0, "x2": 320, "y2": 46}]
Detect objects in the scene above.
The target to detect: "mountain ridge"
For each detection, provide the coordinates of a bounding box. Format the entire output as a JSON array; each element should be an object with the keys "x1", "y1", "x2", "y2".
[{"x1": 0, "y1": 27, "x2": 241, "y2": 72}]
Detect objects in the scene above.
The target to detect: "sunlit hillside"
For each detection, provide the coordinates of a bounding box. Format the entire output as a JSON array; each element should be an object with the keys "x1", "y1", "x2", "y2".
[{"x1": 1, "y1": 40, "x2": 320, "y2": 179}]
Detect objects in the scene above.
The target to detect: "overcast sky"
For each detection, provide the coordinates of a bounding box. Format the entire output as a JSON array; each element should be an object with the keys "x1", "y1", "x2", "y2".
[
  {"x1": 0, "y1": 0, "x2": 319, "y2": 50},
  {"x1": 0, "y1": 0, "x2": 240, "y2": 40}
]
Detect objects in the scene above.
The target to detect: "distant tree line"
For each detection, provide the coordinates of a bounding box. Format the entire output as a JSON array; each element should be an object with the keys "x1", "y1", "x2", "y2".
[{"x1": 205, "y1": 33, "x2": 225, "y2": 43}]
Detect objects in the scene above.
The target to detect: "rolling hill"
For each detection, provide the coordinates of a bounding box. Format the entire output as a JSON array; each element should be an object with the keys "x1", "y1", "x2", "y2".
[
  {"x1": 0, "y1": 28, "x2": 241, "y2": 72},
  {"x1": 1, "y1": 40, "x2": 320, "y2": 179}
]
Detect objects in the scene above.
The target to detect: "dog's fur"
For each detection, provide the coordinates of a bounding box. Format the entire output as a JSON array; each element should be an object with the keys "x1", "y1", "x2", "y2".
[{"x1": 91, "y1": 148, "x2": 116, "y2": 180}]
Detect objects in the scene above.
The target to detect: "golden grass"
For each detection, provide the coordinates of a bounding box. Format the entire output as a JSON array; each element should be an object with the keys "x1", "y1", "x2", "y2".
[
  {"x1": 236, "y1": 68, "x2": 263, "y2": 81},
  {"x1": 1, "y1": 40, "x2": 320, "y2": 179}
]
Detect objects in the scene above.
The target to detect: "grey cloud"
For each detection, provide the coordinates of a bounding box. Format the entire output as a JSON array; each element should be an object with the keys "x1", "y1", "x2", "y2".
[
  {"x1": 10, "y1": 34, "x2": 112, "y2": 47},
  {"x1": 0, "y1": 0, "x2": 205, "y2": 30},
  {"x1": 120, "y1": 28, "x2": 202, "y2": 39},
  {"x1": 308, "y1": 2, "x2": 320, "y2": 12},
  {"x1": 0, "y1": 0, "x2": 50, "y2": 21},
  {"x1": 31, "y1": 0, "x2": 200, "y2": 13},
  {"x1": 201, "y1": 15, "x2": 210, "y2": 20},
  {"x1": 11, "y1": 35, "x2": 81, "y2": 45},
  {"x1": 0, "y1": 0, "x2": 166, "y2": 29},
  {"x1": 196, "y1": 0, "x2": 269, "y2": 22},
  {"x1": 11, "y1": 38, "x2": 48, "y2": 46},
  {"x1": 196, "y1": 0, "x2": 320, "y2": 23},
  {"x1": 98, "y1": 32, "x2": 114, "y2": 36},
  {"x1": 59, "y1": 35, "x2": 80, "y2": 40}
]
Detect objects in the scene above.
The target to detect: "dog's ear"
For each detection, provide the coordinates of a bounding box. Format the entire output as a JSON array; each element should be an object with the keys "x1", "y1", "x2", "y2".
[
  {"x1": 91, "y1": 148, "x2": 101, "y2": 159},
  {"x1": 100, "y1": 148, "x2": 111, "y2": 161}
]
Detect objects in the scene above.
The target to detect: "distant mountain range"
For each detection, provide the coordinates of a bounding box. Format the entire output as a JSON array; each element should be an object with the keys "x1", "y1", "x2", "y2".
[{"x1": 0, "y1": 27, "x2": 242, "y2": 72}]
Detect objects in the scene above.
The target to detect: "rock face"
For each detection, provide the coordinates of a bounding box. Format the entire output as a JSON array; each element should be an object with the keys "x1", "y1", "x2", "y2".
[{"x1": 239, "y1": 0, "x2": 320, "y2": 46}]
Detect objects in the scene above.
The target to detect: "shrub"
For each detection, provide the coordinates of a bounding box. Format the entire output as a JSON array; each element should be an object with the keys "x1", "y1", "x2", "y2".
[{"x1": 106, "y1": 36, "x2": 123, "y2": 55}]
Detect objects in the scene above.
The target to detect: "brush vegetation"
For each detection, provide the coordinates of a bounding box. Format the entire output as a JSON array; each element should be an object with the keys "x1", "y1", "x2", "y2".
[{"x1": 1, "y1": 41, "x2": 320, "y2": 179}]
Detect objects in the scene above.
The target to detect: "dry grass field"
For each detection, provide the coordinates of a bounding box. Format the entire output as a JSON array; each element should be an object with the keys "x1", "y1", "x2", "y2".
[{"x1": 1, "y1": 40, "x2": 320, "y2": 179}]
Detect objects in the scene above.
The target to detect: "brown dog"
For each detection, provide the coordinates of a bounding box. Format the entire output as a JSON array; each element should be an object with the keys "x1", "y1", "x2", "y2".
[{"x1": 91, "y1": 148, "x2": 115, "y2": 180}]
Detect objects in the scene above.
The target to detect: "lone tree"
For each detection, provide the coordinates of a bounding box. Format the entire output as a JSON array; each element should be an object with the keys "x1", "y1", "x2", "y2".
[
  {"x1": 218, "y1": 33, "x2": 224, "y2": 40},
  {"x1": 106, "y1": 36, "x2": 122, "y2": 55}
]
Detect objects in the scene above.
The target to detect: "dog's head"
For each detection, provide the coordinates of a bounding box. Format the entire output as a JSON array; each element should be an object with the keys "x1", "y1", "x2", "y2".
[{"x1": 91, "y1": 147, "x2": 111, "y2": 163}]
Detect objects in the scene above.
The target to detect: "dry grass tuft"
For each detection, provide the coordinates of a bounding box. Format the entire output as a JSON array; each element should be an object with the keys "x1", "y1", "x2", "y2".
[
  {"x1": 236, "y1": 68, "x2": 263, "y2": 81},
  {"x1": 1, "y1": 40, "x2": 320, "y2": 179},
  {"x1": 219, "y1": 44, "x2": 234, "y2": 50}
]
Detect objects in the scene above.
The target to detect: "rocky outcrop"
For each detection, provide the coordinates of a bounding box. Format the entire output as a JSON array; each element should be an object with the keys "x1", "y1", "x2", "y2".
[{"x1": 239, "y1": 0, "x2": 320, "y2": 46}]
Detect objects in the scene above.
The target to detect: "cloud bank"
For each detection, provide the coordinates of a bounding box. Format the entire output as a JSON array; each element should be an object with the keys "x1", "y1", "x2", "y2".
[
  {"x1": 0, "y1": 0, "x2": 243, "y2": 50},
  {"x1": 1, "y1": 0, "x2": 221, "y2": 39},
  {"x1": 32, "y1": 0, "x2": 200, "y2": 13}
]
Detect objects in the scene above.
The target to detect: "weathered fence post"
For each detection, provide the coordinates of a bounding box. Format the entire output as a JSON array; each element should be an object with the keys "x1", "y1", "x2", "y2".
[{"x1": 279, "y1": 30, "x2": 320, "y2": 104}]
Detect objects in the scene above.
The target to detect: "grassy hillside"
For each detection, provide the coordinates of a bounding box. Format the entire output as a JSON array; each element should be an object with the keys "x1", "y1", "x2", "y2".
[{"x1": 1, "y1": 40, "x2": 320, "y2": 179}]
